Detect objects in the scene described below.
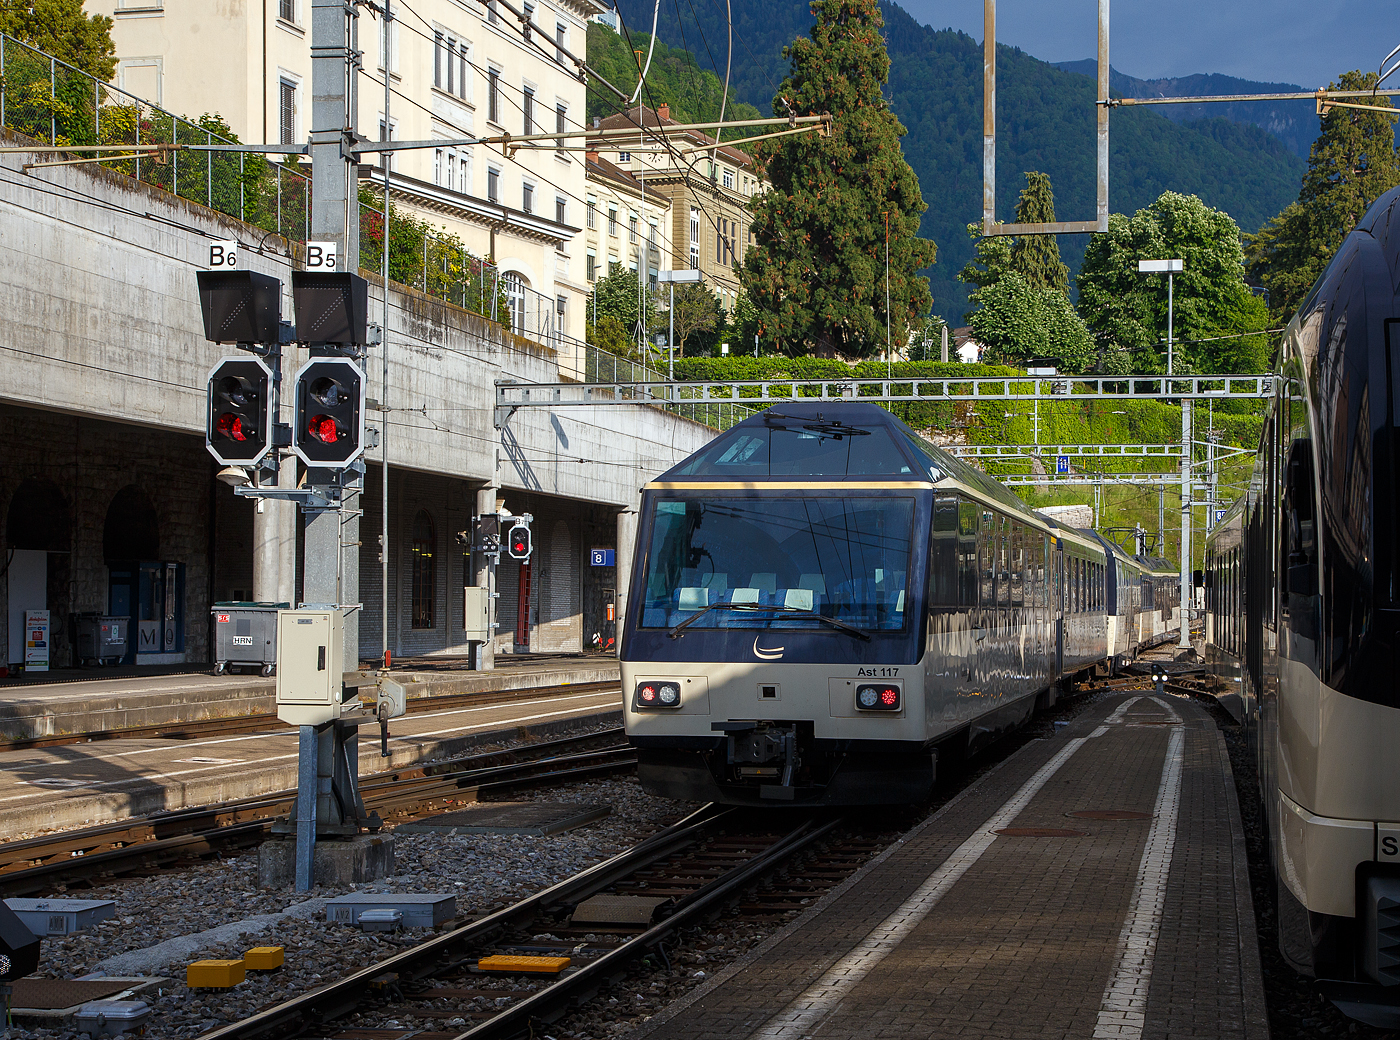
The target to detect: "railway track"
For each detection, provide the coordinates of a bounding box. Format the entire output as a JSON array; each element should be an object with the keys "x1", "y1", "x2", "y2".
[
  {"x1": 0, "y1": 727, "x2": 634, "y2": 896},
  {"x1": 0, "y1": 680, "x2": 619, "y2": 752},
  {"x1": 196, "y1": 808, "x2": 899, "y2": 1040}
]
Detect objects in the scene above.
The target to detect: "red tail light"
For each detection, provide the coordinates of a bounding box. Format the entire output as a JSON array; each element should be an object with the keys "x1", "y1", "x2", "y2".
[{"x1": 855, "y1": 683, "x2": 901, "y2": 712}]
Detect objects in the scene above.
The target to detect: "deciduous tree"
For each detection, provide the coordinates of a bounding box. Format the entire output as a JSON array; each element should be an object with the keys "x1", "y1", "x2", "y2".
[
  {"x1": 0, "y1": 0, "x2": 116, "y2": 80},
  {"x1": 1078, "y1": 191, "x2": 1269, "y2": 374},
  {"x1": 739, "y1": 0, "x2": 937, "y2": 359}
]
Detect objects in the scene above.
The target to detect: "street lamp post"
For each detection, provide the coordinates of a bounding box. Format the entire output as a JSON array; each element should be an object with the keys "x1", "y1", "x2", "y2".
[{"x1": 658, "y1": 268, "x2": 702, "y2": 380}]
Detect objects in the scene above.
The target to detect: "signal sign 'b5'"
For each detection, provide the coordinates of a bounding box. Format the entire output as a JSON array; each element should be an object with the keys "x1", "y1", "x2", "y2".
[{"x1": 293, "y1": 357, "x2": 366, "y2": 468}]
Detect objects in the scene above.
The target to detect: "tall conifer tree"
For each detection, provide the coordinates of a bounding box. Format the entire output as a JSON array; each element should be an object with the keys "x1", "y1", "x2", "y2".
[
  {"x1": 1245, "y1": 70, "x2": 1400, "y2": 318},
  {"x1": 1010, "y1": 172, "x2": 1070, "y2": 294},
  {"x1": 739, "y1": 0, "x2": 936, "y2": 358}
]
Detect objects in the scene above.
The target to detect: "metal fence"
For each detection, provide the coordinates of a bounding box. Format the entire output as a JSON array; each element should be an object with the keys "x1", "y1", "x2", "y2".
[{"x1": 0, "y1": 33, "x2": 311, "y2": 239}]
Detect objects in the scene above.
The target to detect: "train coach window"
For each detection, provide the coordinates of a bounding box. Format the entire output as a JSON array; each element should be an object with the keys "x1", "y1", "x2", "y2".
[
  {"x1": 959, "y1": 500, "x2": 979, "y2": 606},
  {"x1": 929, "y1": 495, "x2": 959, "y2": 606}
]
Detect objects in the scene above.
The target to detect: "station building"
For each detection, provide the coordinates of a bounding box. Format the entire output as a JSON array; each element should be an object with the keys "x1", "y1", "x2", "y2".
[{"x1": 0, "y1": 122, "x2": 711, "y2": 673}]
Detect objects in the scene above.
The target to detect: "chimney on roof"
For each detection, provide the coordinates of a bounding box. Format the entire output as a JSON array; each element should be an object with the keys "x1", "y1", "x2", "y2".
[
  {"x1": 586, "y1": 149, "x2": 599, "y2": 163},
  {"x1": 657, "y1": 103, "x2": 670, "y2": 121},
  {"x1": 592, "y1": 116, "x2": 600, "y2": 129}
]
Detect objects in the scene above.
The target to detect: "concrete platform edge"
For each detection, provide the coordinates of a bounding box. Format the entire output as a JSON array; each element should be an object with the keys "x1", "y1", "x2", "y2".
[
  {"x1": 620, "y1": 728, "x2": 1059, "y2": 1040},
  {"x1": 1213, "y1": 726, "x2": 1271, "y2": 1040},
  {"x1": 1, "y1": 709, "x2": 623, "y2": 838},
  {"x1": 0, "y1": 662, "x2": 620, "y2": 740}
]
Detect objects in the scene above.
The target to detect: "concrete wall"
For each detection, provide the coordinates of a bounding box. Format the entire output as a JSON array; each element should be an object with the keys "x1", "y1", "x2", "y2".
[{"x1": 0, "y1": 135, "x2": 714, "y2": 664}]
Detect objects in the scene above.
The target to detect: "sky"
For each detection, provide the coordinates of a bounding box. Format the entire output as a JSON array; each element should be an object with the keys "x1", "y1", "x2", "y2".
[{"x1": 895, "y1": 0, "x2": 1400, "y2": 89}]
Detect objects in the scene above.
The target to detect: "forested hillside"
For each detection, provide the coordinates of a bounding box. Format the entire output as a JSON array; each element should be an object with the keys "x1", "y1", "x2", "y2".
[
  {"x1": 585, "y1": 23, "x2": 762, "y2": 132},
  {"x1": 1054, "y1": 61, "x2": 1316, "y2": 158},
  {"x1": 610, "y1": 0, "x2": 1307, "y2": 318}
]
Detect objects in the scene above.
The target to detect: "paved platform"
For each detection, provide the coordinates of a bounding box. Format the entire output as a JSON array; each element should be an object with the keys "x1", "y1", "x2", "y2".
[
  {"x1": 0, "y1": 654, "x2": 619, "y2": 742},
  {"x1": 629, "y1": 692, "x2": 1267, "y2": 1040},
  {"x1": 0, "y1": 685, "x2": 621, "y2": 836}
]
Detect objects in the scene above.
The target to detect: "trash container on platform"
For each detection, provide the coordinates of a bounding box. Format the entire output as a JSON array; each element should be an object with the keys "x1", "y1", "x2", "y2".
[
  {"x1": 72, "y1": 614, "x2": 129, "y2": 667},
  {"x1": 212, "y1": 602, "x2": 288, "y2": 677}
]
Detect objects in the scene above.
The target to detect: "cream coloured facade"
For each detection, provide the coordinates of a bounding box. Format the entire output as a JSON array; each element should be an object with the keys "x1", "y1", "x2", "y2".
[
  {"x1": 583, "y1": 151, "x2": 671, "y2": 291},
  {"x1": 93, "y1": 0, "x2": 603, "y2": 353},
  {"x1": 590, "y1": 104, "x2": 766, "y2": 315}
]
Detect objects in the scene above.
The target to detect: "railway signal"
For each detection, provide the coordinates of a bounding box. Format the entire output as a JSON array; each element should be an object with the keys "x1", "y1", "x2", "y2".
[
  {"x1": 205, "y1": 357, "x2": 274, "y2": 466},
  {"x1": 293, "y1": 357, "x2": 366, "y2": 468},
  {"x1": 507, "y1": 522, "x2": 533, "y2": 560}
]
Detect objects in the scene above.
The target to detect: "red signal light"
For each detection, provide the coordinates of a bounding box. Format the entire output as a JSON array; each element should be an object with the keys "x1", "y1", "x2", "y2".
[
  {"x1": 308, "y1": 414, "x2": 340, "y2": 443},
  {"x1": 640, "y1": 685, "x2": 657, "y2": 703},
  {"x1": 215, "y1": 413, "x2": 248, "y2": 441}
]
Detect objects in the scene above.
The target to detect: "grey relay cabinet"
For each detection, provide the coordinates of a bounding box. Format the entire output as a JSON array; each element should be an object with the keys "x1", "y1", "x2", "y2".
[{"x1": 212, "y1": 602, "x2": 288, "y2": 676}]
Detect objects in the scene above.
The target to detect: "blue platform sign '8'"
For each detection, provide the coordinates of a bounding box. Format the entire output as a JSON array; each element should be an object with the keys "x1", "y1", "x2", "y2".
[{"x1": 590, "y1": 549, "x2": 615, "y2": 567}]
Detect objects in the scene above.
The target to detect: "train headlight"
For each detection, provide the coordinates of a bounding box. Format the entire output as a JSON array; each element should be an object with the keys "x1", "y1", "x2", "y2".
[
  {"x1": 855, "y1": 683, "x2": 901, "y2": 712},
  {"x1": 634, "y1": 681, "x2": 682, "y2": 710}
]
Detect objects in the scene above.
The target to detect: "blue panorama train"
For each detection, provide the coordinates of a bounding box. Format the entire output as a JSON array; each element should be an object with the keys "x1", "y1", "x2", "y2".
[
  {"x1": 1205, "y1": 184, "x2": 1400, "y2": 1028},
  {"x1": 620, "y1": 401, "x2": 1180, "y2": 806}
]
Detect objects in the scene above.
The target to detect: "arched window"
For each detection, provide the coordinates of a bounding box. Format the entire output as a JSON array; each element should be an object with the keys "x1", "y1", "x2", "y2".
[
  {"x1": 103, "y1": 485, "x2": 159, "y2": 562},
  {"x1": 411, "y1": 510, "x2": 436, "y2": 629},
  {"x1": 503, "y1": 271, "x2": 527, "y2": 333}
]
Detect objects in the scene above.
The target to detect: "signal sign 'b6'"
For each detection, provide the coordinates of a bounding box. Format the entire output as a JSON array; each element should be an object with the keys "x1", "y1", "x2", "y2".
[{"x1": 293, "y1": 357, "x2": 366, "y2": 468}]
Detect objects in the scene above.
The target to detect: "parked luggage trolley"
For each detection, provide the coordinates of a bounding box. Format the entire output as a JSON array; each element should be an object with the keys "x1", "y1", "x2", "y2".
[{"x1": 212, "y1": 602, "x2": 288, "y2": 676}]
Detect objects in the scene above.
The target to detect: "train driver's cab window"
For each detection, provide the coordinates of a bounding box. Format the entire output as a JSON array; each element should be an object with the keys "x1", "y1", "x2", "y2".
[{"x1": 639, "y1": 496, "x2": 914, "y2": 633}]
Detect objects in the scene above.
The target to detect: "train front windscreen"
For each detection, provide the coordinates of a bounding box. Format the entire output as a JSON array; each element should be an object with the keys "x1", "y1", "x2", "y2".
[{"x1": 632, "y1": 495, "x2": 919, "y2": 660}]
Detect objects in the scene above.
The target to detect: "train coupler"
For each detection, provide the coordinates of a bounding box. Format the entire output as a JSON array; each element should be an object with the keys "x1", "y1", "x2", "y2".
[{"x1": 712, "y1": 721, "x2": 799, "y2": 786}]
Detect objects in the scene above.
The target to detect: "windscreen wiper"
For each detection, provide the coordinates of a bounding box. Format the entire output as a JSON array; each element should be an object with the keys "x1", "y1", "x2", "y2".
[
  {"x1": 759, "y1": 605, "x2": 874, "y2": 641},
  {"x1": 669, "y1": 603, "x2": 873, "y2": 641}
]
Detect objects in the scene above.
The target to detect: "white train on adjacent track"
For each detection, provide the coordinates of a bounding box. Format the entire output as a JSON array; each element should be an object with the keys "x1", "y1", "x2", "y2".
[
  {"x1": 620, "y1": 401, "x2": 1179, "y2": 806},
  {"x1": 1204, "y1": 184, "x2": 1400, "y2": 1028}
]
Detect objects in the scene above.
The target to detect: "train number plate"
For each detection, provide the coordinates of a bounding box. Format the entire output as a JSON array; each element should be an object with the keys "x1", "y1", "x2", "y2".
[
  {"x1": 1379, "y1": 825, "x2": 1400, "y2": 861},
  {"x1": 231, "y1": 636, "x2": 254, "y2": 646}
]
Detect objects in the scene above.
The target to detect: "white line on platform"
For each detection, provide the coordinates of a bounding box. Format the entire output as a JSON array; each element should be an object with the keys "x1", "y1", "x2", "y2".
[
  {"x1": 0, "y1": 698, "x2": 619, "y2": 803},
  {"x1": 751, "y1": 735, "x2": 1092, "y2": 1040},
  {"x1": 1092, "y1": 722, "x2": 1185, "y2": 1039}
]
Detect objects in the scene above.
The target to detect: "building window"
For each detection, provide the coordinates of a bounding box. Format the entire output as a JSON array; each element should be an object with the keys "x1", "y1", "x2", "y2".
[
  {"x1": 434, "y1": 148, "x2": 443, "y2": 184},
  {"x1": 411, "y1": 510, "x2": 436, "y2": 629},
  {"x1": 523, "y1": 86, "x2": 534, "y2": 135},
  {"x1": 522, "y1": 3, "x2": 533, "y2": 42},
  {"x1": 586, "y1": 195, "x2": 596, "y2": 229},
  {"x1": 487, "y1": 0, "x2": 498, "y2": 24},
  {"x1": 522, "y1": 180, "x2": 534, "y2": 214},
  {"x1": 434, "y1": 33, "x2": 469, "y2": 99},
  {"x1": 607, "y1": 204, "x2": 617, "y2": 236},
  {"x1": 458, "y1": 153, "x2": 469, "y2": 193},
  {"x1": 689, "y1": 207, "x2": 700, "y2": 269},
  {"x1": 487, "y1": 166, "x2": 500, "y2": 202},
  {"x1": 503, "y1": 271, "x2": 526, "y2": 331},
  {"x1": 556, "y1": 196, "x2": 566, "y2": 224},
  {"x1": 434, "y1": 32, "x2": 444, "y2": 89},
  {"x1": 586, "y1": 249, "x2": 596, "y2": 280},
  {"x1": 488, "y1": 68, "x2": 501, "y2": 124},
  {"x1": 377, "y1": 118, "x2": 394, "y2": 171},
  {"x1": 555, "y1": 22, "x2": 567, "y2": 64},
  {"x1": 279, "y1": 79, "x2": 297, "y2": 145},
  {"x1": 617, "y1": 151, "x2": 630, "y2": 163},
  {"x1": 628, "y1": 213, "x2": 638, "y2": 244},
  {"x1": 555, "y1": 103, "x2": 566, "y2": 151},
  {"x1": 556, "y1": 295, "x2": 567, "y2": 334},
  {"x1": 722, "y1": 167, "x2": 733, "y2": 190},
  {"x1": 279, "y1": 0, "x2": 295, "y2": 22}
]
